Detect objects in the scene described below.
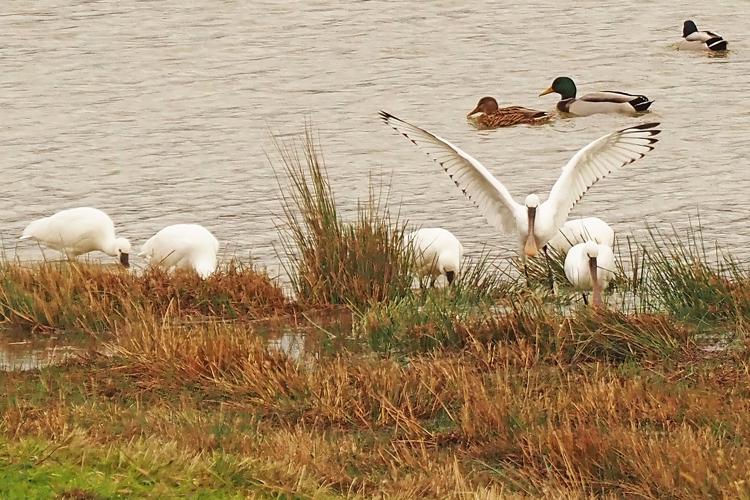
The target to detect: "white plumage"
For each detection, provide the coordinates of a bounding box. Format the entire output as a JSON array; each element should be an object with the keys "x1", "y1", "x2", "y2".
[
  {"x1": 564, "y1": 241, "x2": 616, "y2": 306},
  {"x1": 380, "y1": 111, "x2": 659, "y2": 262},
  {"x1": 20, "y1": 207, "x2": 131, "y2": 267},
  {"x1": 139, "y1": 224, "x2": 219, "y2": 279},
  {"x1": 406, "y1": 228, "x2": 463, "y2": 286},
  {"x1": 678, "y1": 20, "x2": 728, "y2": 52},
  {"x1": 547, "y1": 217, "x2": 614, "y2": 253}
]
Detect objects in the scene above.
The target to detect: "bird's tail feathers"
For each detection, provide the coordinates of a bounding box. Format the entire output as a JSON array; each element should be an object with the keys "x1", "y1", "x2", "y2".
[
  {"x1": 630, "y1": 96, "x2": 654, "y2": 112},
  {"x1": 706, "y1": 37, "x2": 727, "y2": 51}
]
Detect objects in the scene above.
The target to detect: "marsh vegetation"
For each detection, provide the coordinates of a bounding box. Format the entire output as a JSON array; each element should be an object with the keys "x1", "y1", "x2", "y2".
[{"x1": 2, "y1": 134, "x2": 748, "y2": 498}]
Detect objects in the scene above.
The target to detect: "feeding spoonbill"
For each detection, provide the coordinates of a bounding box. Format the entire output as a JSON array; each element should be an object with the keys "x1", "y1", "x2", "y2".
[
  {"x1": 678, "y1": 20, "x2": 728, "y2": 52},
  {"x1": 539, "y1": 77, "x2": 653, "y2": 116},
  {"x1": 139, "y1": 224, "x2": 219, "y2": 279},
  {"x1": 406, "y1": 227, "x2": 463, "y2": 286},
  {"x1": 20, "y1": 207, "x2": 131, "y2": 267},
  {"x1": 547, "y1": 217, "x2": 614, "y2": 253},
  {"x1": 564, "y1": 240, "x2": 616, "y2": 306},
  {"x1": 379, "y1": 111, "x2": 659, "y2": 265}
]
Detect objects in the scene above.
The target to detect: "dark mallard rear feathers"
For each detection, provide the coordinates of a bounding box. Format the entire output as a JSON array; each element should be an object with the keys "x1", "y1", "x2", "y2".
[{"x1": 467, "y1": 97, "x2": 550, "y2": 129}]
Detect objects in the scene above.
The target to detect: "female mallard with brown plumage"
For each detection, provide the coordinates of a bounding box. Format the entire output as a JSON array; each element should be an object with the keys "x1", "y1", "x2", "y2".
[
  {"x1": 467, "y1": 97, "x2": 550, "y2": 129},
  {"x1": 539, "y1": 77, "x2": 653, "y2": 116}
]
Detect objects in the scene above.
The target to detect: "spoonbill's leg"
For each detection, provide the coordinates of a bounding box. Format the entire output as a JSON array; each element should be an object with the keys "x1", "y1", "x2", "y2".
[
  {"x1": 543, "y1": 246, "x2": 555, "y2": 292},
  {"x1": 582, "y1": 293, "x2": 589, "y2": 306},
  {"x1": 523, "y1": 256, "x2": 531, "y2": 287}
]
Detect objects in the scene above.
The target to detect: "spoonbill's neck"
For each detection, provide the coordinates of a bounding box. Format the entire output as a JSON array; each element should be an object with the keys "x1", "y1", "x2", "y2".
[
  {"x1": 524, "y1": 206, "x2": 538, "y2": 257},
  {"x1": 589, "y1": 256, "x2": 602, "y2": 306}
]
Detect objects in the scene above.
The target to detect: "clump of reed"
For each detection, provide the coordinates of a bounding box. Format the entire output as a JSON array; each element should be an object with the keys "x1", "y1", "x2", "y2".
[
  {"x1": 512, "y1": 245, "x2": 569, "y2": 289},
  {"x1": 639, "y1": 225, "x2": 750, "y2": 324},
  {"x1": 358, "y1": 287, "x2": 696, "y2": 362},
  {"x1": 274, "y1": 128, "x2": 414, "y2": 309},
  {"x1": 510, "y1": 222, "x2": 750, "y2": 327},
  {"x1": 355, "y1": 250, "x2": 512, "y2": 352},
  {"x1": 0, "y1": 259, "x2": 290, "y2": 333},
  {"x1": 111, "y1": 316, "x2": 304, "y2": 402}
]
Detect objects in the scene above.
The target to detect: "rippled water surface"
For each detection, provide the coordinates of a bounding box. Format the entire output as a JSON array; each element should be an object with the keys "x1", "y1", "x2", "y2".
[{"x1": 1, "y1": 1, "x2": 748, "y2": 272}]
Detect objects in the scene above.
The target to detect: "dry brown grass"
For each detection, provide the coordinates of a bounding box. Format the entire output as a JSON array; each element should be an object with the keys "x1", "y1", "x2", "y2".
[
  {"x1": 0, "y1": 260, "x2": 291, "y2": 333},
  {"x1": 3, "y1": 323, "x2": 750, "y2": 498}
]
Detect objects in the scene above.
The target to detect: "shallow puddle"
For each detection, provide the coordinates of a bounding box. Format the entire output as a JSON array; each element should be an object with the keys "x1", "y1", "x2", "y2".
[
  {"x1": 259, "y1": 308, "x2": 355, "y2": 363},
  {"x1": 1, "y1": 309, "x2": 355, "y2": 372},
  {"x1": 0, "y1": 330, "x2": 100, "y2": 372}
]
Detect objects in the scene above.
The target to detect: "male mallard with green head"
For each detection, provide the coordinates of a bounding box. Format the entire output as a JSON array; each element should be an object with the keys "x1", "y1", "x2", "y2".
[
  {"x1": 539, "y1": 77, "x2": 653, "y2": 116},
  {"x1": 467, "y1": 97, "x2": 550, "y2": 129}
]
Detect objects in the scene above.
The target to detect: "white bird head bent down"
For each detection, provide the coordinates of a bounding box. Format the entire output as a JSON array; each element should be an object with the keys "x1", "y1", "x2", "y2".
[
  {"x1": 112, "y1": 237, "x2": 132, "y2": 268},
  {"x1": 564, "y1": 240, "x2": 615, "y2": 307},
  {"x1": 405, "y1": 227, "x2": 463, "y2": 287},
  {"x1": 139, "y1": 224, "x2": 219, "y2": 279},
  {"x1": 379, "y1": 111, "x2": 660, "y2": 262}
]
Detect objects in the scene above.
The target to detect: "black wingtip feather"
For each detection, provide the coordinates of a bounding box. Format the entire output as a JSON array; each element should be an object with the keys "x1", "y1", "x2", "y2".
[
  {"x1": 630, "y1": 122, "x2": 660, "y2": 130},
  {"x1": 618, "y1": 122, "x2": 661, "y2": 136},
  {"x1": 378, "y1": 110, "x2": 393, "y2": 121}
]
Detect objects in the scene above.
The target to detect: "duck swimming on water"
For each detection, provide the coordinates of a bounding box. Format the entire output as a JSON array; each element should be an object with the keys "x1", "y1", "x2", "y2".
[
  {"x1": 539, "y1": 77, "x2": 653, "y2": 116},
  {"x1": 467, "y1": 97, "x2": 550, "y2": 129},
  {"x1": 678, "y1": 20, "x2": 728, "y2": 52}
]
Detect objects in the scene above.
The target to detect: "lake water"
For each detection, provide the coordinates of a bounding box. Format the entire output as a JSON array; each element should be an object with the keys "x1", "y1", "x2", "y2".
[{"x1": 0, "y1": 1, "x2": 748, "y2": 276}]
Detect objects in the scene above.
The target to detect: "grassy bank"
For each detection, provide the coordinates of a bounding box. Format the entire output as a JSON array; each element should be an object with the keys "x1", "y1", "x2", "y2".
[
  {"x1": 2, "y1": 132, "x2": 749, "y2": 498},
  {"x1": 2, "y1": 317, "x2": 748, "y2": 498}
]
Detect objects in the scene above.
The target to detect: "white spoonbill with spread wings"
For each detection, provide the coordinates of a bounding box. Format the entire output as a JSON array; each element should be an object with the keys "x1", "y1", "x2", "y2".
[{"x1": 380, "y1": 111, "x2": 659, "y2": 261}]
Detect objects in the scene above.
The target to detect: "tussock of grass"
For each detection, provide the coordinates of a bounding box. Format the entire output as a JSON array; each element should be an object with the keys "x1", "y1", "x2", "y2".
[
  {"x1": 512, "y1": 245, "x2": 569, "y2": 288},
  {"x1": 274, "y1": 128, "x2": 414, "y2": 308},
  {"x1": 111, "y1": 318, "x2": 303, "y2": 402},
  {"x1": 355, "y1": 250, "x2": 511, "y2": 353},
  {"x1": 357, "y1": 282, "x2": 696, "y2": 362},
  {"x1": 0, "y1": 260, "x2": 289, "y2": 333},
  {"x1": 640, "y1": 226, "x2": 750, "y2": 324}
]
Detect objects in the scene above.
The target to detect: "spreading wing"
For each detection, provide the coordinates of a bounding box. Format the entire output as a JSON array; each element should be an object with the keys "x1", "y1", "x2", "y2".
[
  {"x1": 379, "y1": 111, "x2": 523, "y2": 234},
  {"x1": 543, "y1": 122, "x2": 661, "y2": 230}
]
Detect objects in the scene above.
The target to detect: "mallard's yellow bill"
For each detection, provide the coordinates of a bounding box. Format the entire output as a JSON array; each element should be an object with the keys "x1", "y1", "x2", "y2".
[{"x1": 539, "y1": 87, "x2": 555, "y2": 96}]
